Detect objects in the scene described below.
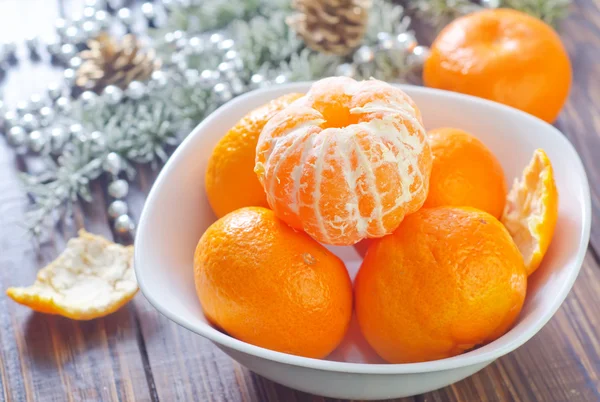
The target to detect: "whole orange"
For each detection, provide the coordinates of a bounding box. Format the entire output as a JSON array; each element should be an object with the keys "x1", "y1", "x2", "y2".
[
  {"x1": 424, "y1": 127, "x2": 507, "y2": 218},
  {"x1": 355, "y1": 207, "x2": 527, "y2": 363},
  {"x1": 205, "y1": 93, "x2": 303, "y2": 218},
  {"x1": 423, "y1": 9, "x2": 571, "y2": 123},
  {"x1": 194, "y1": 207, "x2": 353, "y2": 359}
]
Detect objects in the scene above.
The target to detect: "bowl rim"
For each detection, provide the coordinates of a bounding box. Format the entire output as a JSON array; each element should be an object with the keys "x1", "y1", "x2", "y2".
[{"x1": 135, "y1": 82, "x2": 592, "y2": 374}]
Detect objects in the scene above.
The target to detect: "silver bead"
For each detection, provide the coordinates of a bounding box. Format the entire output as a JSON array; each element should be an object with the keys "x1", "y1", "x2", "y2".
[
  {"x1": 250, "y1": 73, "x2": 266, "y2": 89},
  {"x1": 377, "y1": 32, "x2": 395, "y2": 50},
  {"x1": 209, "y1": 33, "x2": 224, "y2": 48},
  {"x1": 407, "y1": 46, "x2": 431, "y2": 69},
  {"x1": 82, "y1": 21, "x2": 101, "y2": 39},
  {"x1": 395, "y1": 32, "x2": 418, "y2": 52},
  {"x1": 25, "y1": 36, "x2": 40, "y2": 54},
  {"x1": 141, "y1": 3, "x2": 156, "y2": 20},
  {"x1": 50, "y1": 127, "x2": 69, "y2": 153},
  {"x1": 223, "y1": 50, "x2": 243, "y2": 70},
  {"x1": 55, "y1": 97, "x2": 72, "y2": 114},
  {"x1": 47, "y1": 83, "x2": 65, "y2": 101},
  {"x1": 29, "y1": 94, "x2": 46, "y2": 111},
  {"x1": 69, "y1": 56, "x2": 82, "y2": 69},
  {"x1": 114, "y1": 214, "x2": 135, "y2": 235},
  {"x1": 60, "y1": 44, "x2": 77, "y2": 61},
  {"x1": 16, "y1": 101, "x2": 31, "y2": 116},
  {"x1": 46, "y1": 38, "x2": 62, "y2": 56},
  {"x1": 274, "y1": 74, "x2": 288, "y2": 85},
  {"x1": 150, "y1": 70, "x2": 168, "y2": 88},
  {"x1": 38, "y1": 106, "x2": 55, "y2": 127},
  {"x1": 6, "y1": 127, "x2": 27, "y2": 148},
  {"x1": 217, "y1": 39, "x2": 235, "y2": 52},
  {"x1": 108, "y1": 0, "x2": 125, "y2": 9},
  {"x1": 184, "y1": 69, "x2": 200, "y2": 85},
  {"x1": 55, "y1": 18, "x2": 68, "y2": 36},
  {"x1": 213, "y1": 83, "x2": 233, "y2": 103},
  {"x1": 63, "y1": 68, "x2": 77, "y2": 87},
  {"x1": 164, "y1": 30, "x2": 184, "y2": 46},
  {"x1": 481, "y1": 0, "x2": 500, "y2": 8},
  {"x1": 199, "y1": 69, "x2": 220, "y2": 88},
  {"x1": 89, "y1": 131, "x2": 106, "y2": 152},
  {"x1": 117, "y1": 8, "x2": 133, "y2": 27},
  {"x1": 103, "y1": 152, "x2": 122, "y2": 175},
  {"x1": 217, "y1": 62, "x2": 237, "y2": 80},
  {"x1": 126, "y1": 81, "x2": 145, "y2": 100},
  {"x1": 229, "y1": 78, "x2": 246, "y2": 95},
  {"x1": 64, "y1": 26, "x2": 84, "y2": 45},
  {"x1": 335, "y1": 63, "x2": 356, "y2": 77},
  {"x1": 81, "y1": 91, "x2": 99, "y2": 109},
  {"x1": 108, "y1": 200, "x2": 128, "y2": 219},
  {"x1": 69, "y1": 123, "x2": 84, "y2": 138},
  {"x1": 187, "y1": 36, "x2": 205, "y2": 53},
  {"x1": 353, "y1": 45, "x2": 375, "y2": 64},
  {"x1": 28, "y1": 130, "x2": 47, "y2": 153},
  {"x1": 94, "y1": 10, "x2": 110, "y2": 30},
  {"x1": 21, "y1": 113, "x2": 39, "y2": 132},
  {"x1": 2, "y1": 111, "x2": 19, "y2": 129},
  {"x1": 84, "y1": 0, "x2": 106, "y2": 7},
  {"x1": 108, "y1": 179, "x2": 129, "y2": 199},
  {"x1": 103, "y1": 85, "x2": 123, "y2": 105}
]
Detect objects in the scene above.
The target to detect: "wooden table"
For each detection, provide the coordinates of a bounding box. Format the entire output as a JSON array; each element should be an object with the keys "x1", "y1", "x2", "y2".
[{"x1": 1, "y1": 0, "x2": 599, "y2": 401}]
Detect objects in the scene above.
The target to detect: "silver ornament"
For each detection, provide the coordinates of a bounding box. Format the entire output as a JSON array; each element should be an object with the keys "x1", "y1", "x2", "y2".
[
  {"x1": 199, "y1": 69, "x2": 220, "y2": 88},
  {"x1": 38, "y1": 106, "x2": 55, "y2": 127},
  {"x1": 217, "y1": 39, "x2": 235, "y2": 52},
  {"x1": 63, "y1": 68, "x2": 77, "y2": 87},
  {"x1": 16, "y1": 101, "x2": 30, "y2": 116},
  {"x1": 224, "y1": 50, "x2": 243, "y2": 70},
  {"x1": 25, "y1": 36, "x2": 40, "y2": 54},
  {"x1": 175, "y1": 36, "x2": 188, "y2": 51},
  {"x1": 82, "y1": 7, "x2": 96, "y2": 20},
  {"x1": 108, "y1": 0, "x2": 125, "y2": 10},
  {"x1": 82, "y1": 21, "x2": 101, "y2": 39},
  {"x1": 50, "y1": 127, "x2": 69, "y2": 153},
  {"x1": 81, "y1": 91, "x2": 99, "y2": 109},
  {"x1": 89, "y1": 131, "x2": 107, "y2": 152},
  {"x1": 188, "y1": 36, "x2": 205, "y2": 53},
  {"x1": 395, "y1": 32, "x2": 417, "y2": 52},
  {"x1": 274, "y1": 74, "x2": 288, "y2": 85},
  {"x1": 377, "y1": 32, "x2": 395, "y2": 50},
  {"x1": 64, "y1": 26, "x2": 84, "y2": 45},
  {"x1": 2, "y1": 110, "x2": 19, "y2": 129},
  {"x1": 114, "y1": 214, "x2": 135, "y2": 235},
  {"x1": 55, "y1": 19, "x2": 68, "y2": 36},
  {"x1": 217, "y1": 62, "x2": 237, "y2": 80},
  {"x1": 108, "y1": 200, "x2": 128, "y2": 219},
  {"x1": 126, "y1": 81, "x2": 145, "y2": 100},
  {"x1": 103, "y1": 85, "x2": 123, "y2": 105},
  {"x1": 55, "y1": 97, "x2": 72, "y2": 114},
  {"x1": 47, "y1": 83, "x2": 64, "y2": 101},
  {"x1": 60, "y1": 44, "x2": 77, "y2": 61},
  {"x1": 184, "y1": 69, "x2": 200, "y2": 85},
  {"x1": 21, "y1": 113, "x2": 39, "y2": 132},
  {"x1": 85, "y1": 0, "x2": 106, "y2": 8},
  {"x1": 28, "y1": 130, "x2": 47, "y2": 153},
  {"x1": 164, "y1": 30, "x2": 184, "y2": 46},
  {"x1": 209, "y1": 33, "x2": 224, "y2": 48},
  {"x1": 249, "y1": 73, "x2": 267, "y2": 89},
  {"x1": 407, "y1": 46, "x2": 431, "y2": 69},
  {"x1": 213, "y1": 83, "x2": 233, "y2": 103},
  {"x1": 29, "y1": 94, "x2": 46, "y2": 111},
  {"x1": 94, "y1": 10, "x2": 110, "y2": 30},
  {"x1": 108, "y1": 179, "x2": 129, "y2": 199},
  {"x1": 335, "y1": 63, "x2": 356, "y2": 77},
  {"x1": 69, "y1": 123, "x2": 84, "y2": 138},
  {"x1": 353, "y1": 45, "x2": 375, "y2": 64},
  {"x1": 69, "y1": 56, "x2": 83, "y2": 69},
  {"x1": 481, "y1": 0, "x2": 500, "y2": 8},
  {"x1": 229, "y1": 78, "x2": 246, "y2": 95},
  {"x1": 117, "y1": 8, "x2": 133, "y2": 27},
  {"x1": 6, "y1": 127, "x2": 27, "y2": 148},
  {"x1": 150, "y1": 70, "x2": 168, "y2": 88},
  {"x1": 141, "y1": 3, "x2": 156, "y2": 20},
  {"x1": 103, "y1": 152, "x2": 122, "y2": 175}
]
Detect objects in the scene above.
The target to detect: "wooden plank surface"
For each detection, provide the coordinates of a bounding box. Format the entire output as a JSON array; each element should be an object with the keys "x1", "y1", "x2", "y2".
[{"x1": 0, "y1": 0, "x2": 599, "y2": 401}]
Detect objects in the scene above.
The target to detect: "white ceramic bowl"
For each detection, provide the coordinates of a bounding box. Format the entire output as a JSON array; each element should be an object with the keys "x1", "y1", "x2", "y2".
[{"x1": 135, "y1": 83, "x2": 591, "y2": 400}]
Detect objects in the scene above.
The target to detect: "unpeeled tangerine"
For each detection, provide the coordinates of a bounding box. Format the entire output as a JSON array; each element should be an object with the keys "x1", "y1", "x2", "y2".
[{"x1": 255, "y1": 77, "x2": 432, "y2": 245}]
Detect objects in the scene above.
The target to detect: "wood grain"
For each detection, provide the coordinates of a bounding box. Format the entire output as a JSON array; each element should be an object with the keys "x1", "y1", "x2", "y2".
[{"x1": 0, "y1": 0, "x2": 599, "y2": 401}]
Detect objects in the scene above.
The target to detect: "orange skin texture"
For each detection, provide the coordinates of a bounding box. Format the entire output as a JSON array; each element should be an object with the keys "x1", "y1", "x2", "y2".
[
  {"x1": 355, "y1": 207, "x2": 527, "y2": 364},
  {"x1": 423, "y1": 8, "x2": 572, "y2": 123},
  {"x1": 255, "y1": 77, "x2": 432, "y2": 246},
  {"x1": 424, "y1": 127, "x2": 507, "y2": 219},
  {"x1": 194, "y1": 207, "x2": 353, "y2": 359},
  {"x1": 205, "y1": 93, "x2": 304, "y2": 218}
]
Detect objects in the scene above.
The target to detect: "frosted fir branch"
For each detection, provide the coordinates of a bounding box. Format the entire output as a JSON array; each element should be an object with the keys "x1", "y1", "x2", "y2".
[{"x1": 502, "y1": 0, "x2": 571, "y2": 25}]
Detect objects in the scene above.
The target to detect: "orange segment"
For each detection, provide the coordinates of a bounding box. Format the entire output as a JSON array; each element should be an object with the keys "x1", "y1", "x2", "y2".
[{"x1": 502, "y1": 149, "x2": 559, "y2": 275}]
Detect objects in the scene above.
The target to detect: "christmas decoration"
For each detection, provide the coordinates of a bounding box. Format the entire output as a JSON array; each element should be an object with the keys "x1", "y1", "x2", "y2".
[
  {"x1": 287, "y1": 0, "x2": 372, "y2": 56},
  {"x1": 0, "y1": 0, "x2": 572, "y2": 241},
  {"x1": 76, "y1": 33, "x2": 162, "y2": 93}
]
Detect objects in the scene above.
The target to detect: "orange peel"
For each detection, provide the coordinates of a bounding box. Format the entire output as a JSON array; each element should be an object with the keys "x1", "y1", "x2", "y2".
[{"x1": 7, "y1": 230, "x2": 137, "y2": 320}]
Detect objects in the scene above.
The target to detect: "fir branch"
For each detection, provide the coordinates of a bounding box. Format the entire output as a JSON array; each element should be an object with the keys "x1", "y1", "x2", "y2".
[{"x1": 502, "y1": 0, "x2": 571, "y2": 25}]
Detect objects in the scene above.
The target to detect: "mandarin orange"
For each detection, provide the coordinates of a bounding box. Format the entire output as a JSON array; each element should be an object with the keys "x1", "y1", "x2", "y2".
[
  {"x1": 194, "y1": 207, "x2": 353, "y2": 359},
  {"x1": 255, "y1": 77, "x2": 432, "y2": 246},
  {"x1": 355, "y1": 207, "x2": 527, "y2": 363},
  {"x1": 502, "y1": 149, "x2": 558, "y2": 275},
  {"x1": 424, "y1": 127, "x2": 507, "y2": 218},
  {"x1": 205, "y1": 93, "x2": 303, "y2": 218},
  {"x1": 423, "y1": 9, "x2": 571, "y2": 123}
]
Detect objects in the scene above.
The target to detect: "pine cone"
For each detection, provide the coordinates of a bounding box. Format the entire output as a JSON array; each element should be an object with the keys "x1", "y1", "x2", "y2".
[
  {"x1": 287, "y1": 0, "x2": 371, "y2": 56},
  {"x1": 76, "y1": 33, "x2": 162, "y2": 93}
]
